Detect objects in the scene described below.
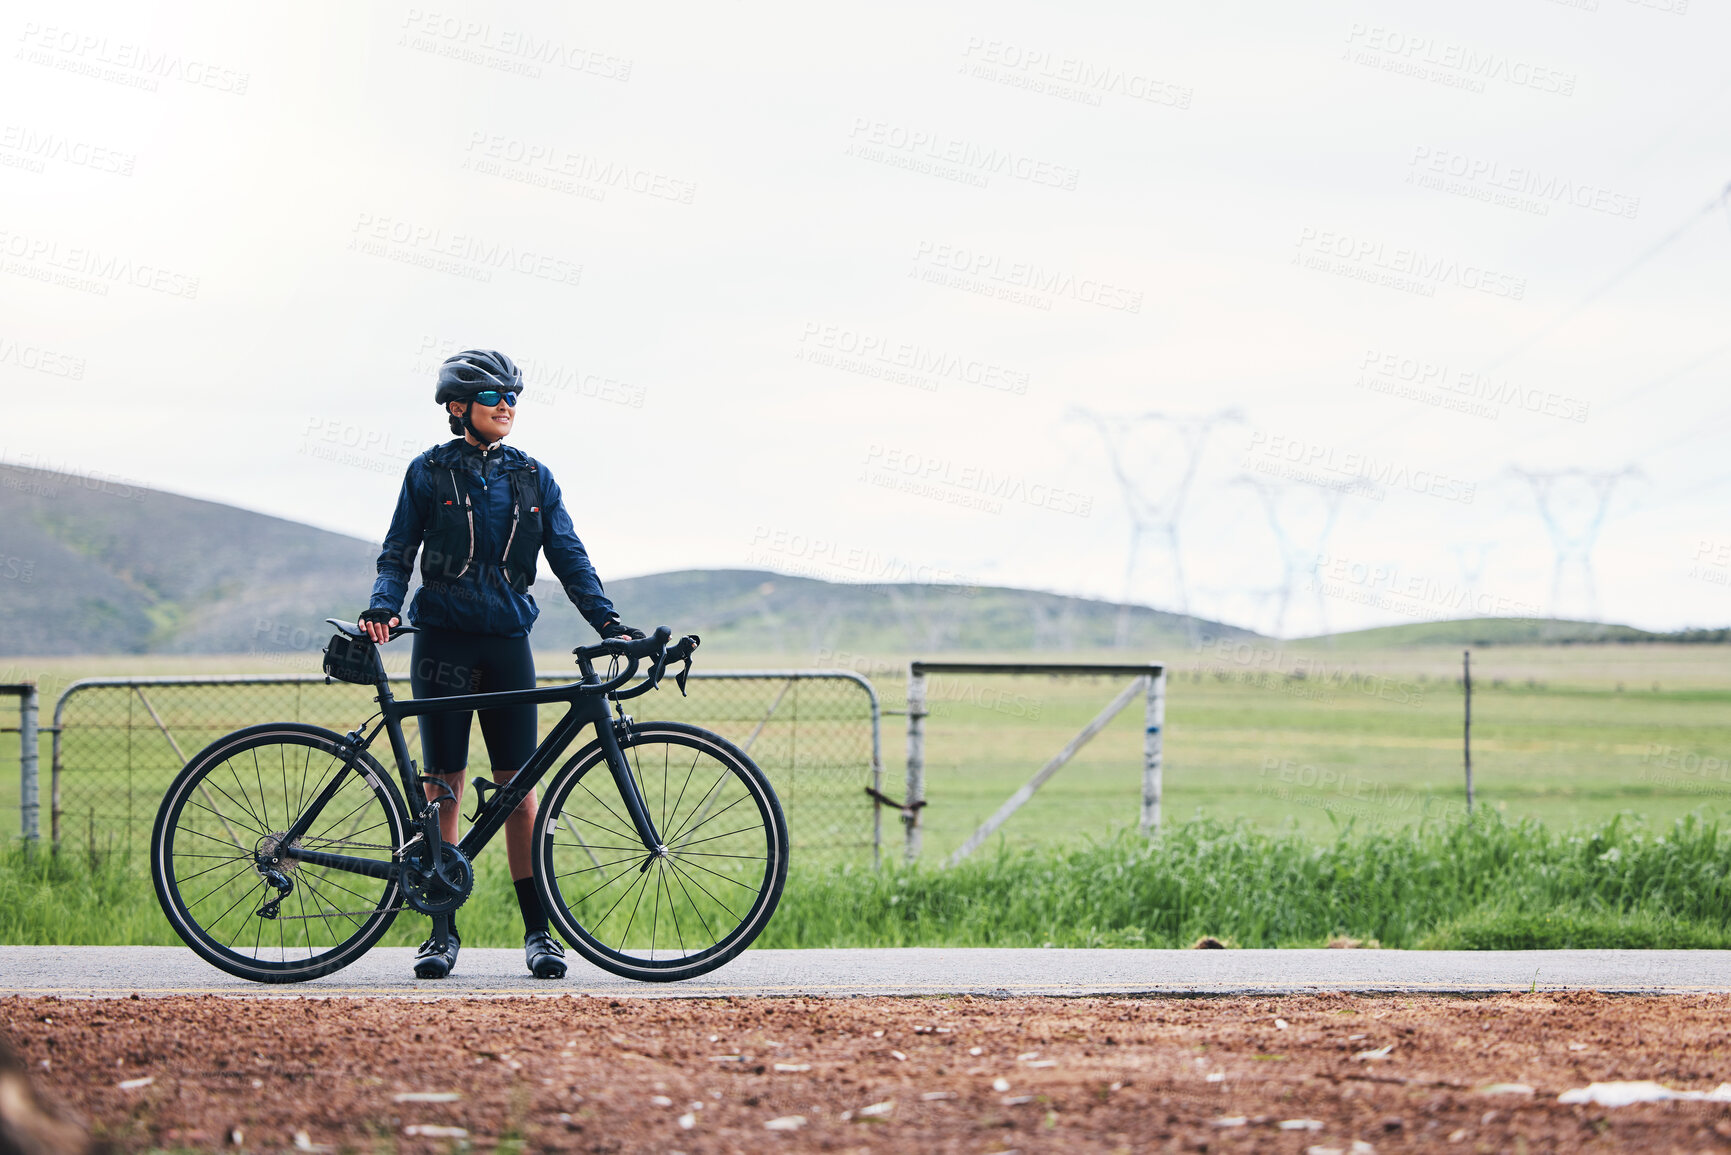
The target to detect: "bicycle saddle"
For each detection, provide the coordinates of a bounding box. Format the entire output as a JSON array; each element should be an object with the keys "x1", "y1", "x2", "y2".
[{"x1": 326, "y1": 618, "x2": 420, "y2": 640}]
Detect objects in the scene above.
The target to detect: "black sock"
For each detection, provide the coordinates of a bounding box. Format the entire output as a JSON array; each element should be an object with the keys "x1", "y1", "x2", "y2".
[{"x1": 514, "y1": 877, "x2": 547, "y2": 935}]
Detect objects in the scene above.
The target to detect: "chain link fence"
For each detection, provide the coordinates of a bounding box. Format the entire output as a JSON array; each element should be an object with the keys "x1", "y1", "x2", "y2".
[
  {"x1": 49, "y1": 671, "x2": 881, "y2": 869},
  {"x1": 2, "y1": 682, "x2": 37, "y2": 841}
]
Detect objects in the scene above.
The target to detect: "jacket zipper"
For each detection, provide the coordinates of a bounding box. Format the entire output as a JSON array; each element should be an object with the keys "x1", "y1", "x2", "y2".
[
  {"x1": 447, "y1": 467, "x2": 474, "y2": 579},
  {"x1": 501, "y1": 496, "x2": 520, "y2": 563}
]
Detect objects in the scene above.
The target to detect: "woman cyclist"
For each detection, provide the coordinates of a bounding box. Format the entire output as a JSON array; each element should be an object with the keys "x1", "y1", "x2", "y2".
[{"x1": 359, "y1": 349, "x2": 644, "y2": 980}]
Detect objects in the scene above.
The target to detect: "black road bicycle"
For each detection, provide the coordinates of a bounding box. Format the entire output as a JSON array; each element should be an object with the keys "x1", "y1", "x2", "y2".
[{"x1": 149, "y1": 621, "x2": 788, "y2": 983}]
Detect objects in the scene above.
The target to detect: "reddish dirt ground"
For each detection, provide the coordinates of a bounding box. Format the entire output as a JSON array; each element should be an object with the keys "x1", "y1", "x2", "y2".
[{"x1": 6, "y1": 992, "x2": 1731, "y2": 1153}]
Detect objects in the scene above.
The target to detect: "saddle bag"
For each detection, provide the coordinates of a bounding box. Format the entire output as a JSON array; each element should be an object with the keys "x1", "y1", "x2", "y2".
[{"x1": 322, "y1": 633, "x2": 378, "y2": 685}]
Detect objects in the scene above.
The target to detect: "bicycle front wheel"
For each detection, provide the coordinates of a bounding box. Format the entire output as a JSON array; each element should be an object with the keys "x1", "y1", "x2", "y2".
[
  {"x1": 536, "y1": 722, "x2": 788, "y2": 981},
  {"x1": 151, "y1": 724, "x2": 408, "y2": 983}
]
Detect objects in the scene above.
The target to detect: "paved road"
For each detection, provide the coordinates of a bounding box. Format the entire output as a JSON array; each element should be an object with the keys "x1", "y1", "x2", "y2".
[{"x1": 2, "y1": 946, "x2": 1727, "y2": 998}]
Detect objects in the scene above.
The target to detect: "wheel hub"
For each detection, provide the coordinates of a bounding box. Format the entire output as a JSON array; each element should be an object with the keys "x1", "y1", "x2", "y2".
[{"x1": 255, "y1": 831, "x2": 300, "y2": 873}]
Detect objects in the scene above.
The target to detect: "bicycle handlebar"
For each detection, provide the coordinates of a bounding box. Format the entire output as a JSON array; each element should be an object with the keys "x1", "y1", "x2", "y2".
[
  {"x1": 571, "y1": 626, "x2": 701, "y2": 698},
  {"x1": 573, "y1": 624, "x2": 673, "y2": 664}
]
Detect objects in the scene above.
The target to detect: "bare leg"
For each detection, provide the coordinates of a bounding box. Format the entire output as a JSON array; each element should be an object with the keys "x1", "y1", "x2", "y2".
[
  {"x1": 424, "y1": 771, "x2": 465, "y2": 847},
  {"x1": 498, "y1": 769, "x2": 537, "y2": 883},
  {"x1": 422, "y1": 769, "x2": 536, "y2": 882}
]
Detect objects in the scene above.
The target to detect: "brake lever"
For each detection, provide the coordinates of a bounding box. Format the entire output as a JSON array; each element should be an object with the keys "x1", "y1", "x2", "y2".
[{"x1": 673, "y1": 634, "x2": 701, "y2": 696}]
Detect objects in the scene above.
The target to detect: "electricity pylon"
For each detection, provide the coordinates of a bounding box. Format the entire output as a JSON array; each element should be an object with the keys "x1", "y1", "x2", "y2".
[
  {"x1": 1072, "y1": 407, "x2": 1245, "y2": 647},
  {"x1": 1505, "y1": 466, "x2": 1642, "y2": 620}
]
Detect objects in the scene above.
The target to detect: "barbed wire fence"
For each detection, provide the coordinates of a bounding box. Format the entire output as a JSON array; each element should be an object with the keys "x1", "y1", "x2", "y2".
[{"x1": 46, "y1": 671, "x2": 882, "y2": 870}]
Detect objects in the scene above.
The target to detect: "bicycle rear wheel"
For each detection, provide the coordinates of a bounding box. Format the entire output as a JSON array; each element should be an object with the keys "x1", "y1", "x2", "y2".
[
  {"x1": 535, "y1": 722, "x2": 788, "y2": 981},
  {"x1": 151, "y1": 723, "x2": 407, "y2": 983}
]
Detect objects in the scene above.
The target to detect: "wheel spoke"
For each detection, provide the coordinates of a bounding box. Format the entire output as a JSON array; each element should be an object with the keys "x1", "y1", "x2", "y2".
[
  {"x1": 577, "y1": 780, "x2": 644, "y2": 846},
  {"x1": 665, "y1": 858, "x2": 715, "y2": 946},
  {"x1": 616, "y1": 862, "x2": 654, "y2": 955},
  {"x1": 159, "y1": 734, "x2": 402, "y2": 978},
  {"x1": 539, "y1": 733, "x2": 781, "y2": 972},
  {"x1": 555, "y1": 854, "x2": 648, "y2": 879},
  {"x1": 665, "y1": 856, "x2": 742, "y2": 922},
  {"x1": 673, "y1": 792, "x2": 752, "y2": 848}
]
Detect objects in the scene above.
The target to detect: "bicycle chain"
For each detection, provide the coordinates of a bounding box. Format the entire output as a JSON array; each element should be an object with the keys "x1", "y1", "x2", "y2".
[
  {"x1": 261, "y1": 836, "x2": 406, "y2": 919},
  {"x1": 267, "y1": 905, "x2": 406, "y2": 921}
]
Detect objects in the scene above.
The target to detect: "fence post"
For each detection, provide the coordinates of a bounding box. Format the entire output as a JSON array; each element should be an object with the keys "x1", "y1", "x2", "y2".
[
  {"x1": 18, "y1": 684, "x2": 39, "y2": 842},
  {"x1": 905, "y1": 664, "x2": 926, "y2": 862},
  {"x1": 1141, "y1": 669, "x2": 1164, "y2": 835}
]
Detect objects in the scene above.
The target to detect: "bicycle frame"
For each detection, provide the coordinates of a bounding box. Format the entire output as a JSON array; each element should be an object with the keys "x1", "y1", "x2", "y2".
[{"x1": 282, "y1": 665, "x2": 662, "y2": 886}]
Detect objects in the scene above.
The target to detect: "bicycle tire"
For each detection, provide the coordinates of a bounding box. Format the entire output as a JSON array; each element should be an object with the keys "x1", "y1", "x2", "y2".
[
  {"x1": 534, "y1": 722, "x2": 788, "y2": 981},
  {"x1": 151, "y1": 723, "x2": 408, "y2": 983}
]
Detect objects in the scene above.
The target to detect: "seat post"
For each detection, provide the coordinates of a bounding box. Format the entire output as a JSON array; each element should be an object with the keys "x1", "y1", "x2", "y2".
[{"x1": 373, "y1": 646, "x2": 396, "y2": 705}]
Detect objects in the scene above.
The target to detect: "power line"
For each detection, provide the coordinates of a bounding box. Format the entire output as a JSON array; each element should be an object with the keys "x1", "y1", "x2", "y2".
[{"x1": 1480, "y1": 184, "x2": 1731, "y2": 375}]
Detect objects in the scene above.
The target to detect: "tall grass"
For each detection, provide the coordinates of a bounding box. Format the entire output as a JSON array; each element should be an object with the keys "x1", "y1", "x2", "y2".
[
  {"x1": 761, "y1": 811, "x2": 1731, "y2": 950},
  {"x1": 7, "y1": 812, "x2": 1731, "y2": 950}
]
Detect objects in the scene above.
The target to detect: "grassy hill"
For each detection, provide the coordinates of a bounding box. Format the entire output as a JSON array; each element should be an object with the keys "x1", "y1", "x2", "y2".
[
  {"x1": 1296, "y1": 617, "x2": 1664, "y2": 650},
  {"x1": 0, "y1": 464, "x2": 1256, "y2": 655}
]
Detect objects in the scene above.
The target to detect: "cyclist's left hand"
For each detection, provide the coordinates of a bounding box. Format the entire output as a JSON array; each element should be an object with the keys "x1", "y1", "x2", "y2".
[
  {"x1": 358, "y1": 608, "x2": 398, "y2": 644},
  {"x1": 599, "y1": 618, "x2": 646, "y2": 641}
]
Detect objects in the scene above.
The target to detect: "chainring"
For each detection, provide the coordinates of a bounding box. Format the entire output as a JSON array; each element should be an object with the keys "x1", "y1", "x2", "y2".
[{"x1": 399, "y1": 844, "x2": 474, "y2": 915}]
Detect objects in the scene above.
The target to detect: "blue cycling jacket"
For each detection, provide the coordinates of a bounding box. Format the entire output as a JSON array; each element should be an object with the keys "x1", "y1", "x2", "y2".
[{"x1": 369, "y1": 438, "x2": 617, "y2": 638}]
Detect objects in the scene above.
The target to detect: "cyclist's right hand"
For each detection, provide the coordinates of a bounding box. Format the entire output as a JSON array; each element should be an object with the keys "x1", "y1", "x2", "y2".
[{"x1": 358, "y1": 609, "x2": 399, "y2": 644}]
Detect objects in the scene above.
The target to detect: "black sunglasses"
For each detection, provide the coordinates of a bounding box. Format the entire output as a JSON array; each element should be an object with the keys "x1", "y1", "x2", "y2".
[{"x1": 469, "y1": 390, "x2": 518, "y2": 407}]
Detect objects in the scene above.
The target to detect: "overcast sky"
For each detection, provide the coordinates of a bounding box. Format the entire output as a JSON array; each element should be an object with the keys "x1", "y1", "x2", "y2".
[{"x1": 2, "y1": 0, "x2": 1727, "y2": 638}]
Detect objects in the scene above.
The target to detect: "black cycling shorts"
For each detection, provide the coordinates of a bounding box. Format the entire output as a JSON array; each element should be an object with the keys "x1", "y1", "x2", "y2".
[{"x1": 410, "y1": 627, "x2": 537, "y2": 780}]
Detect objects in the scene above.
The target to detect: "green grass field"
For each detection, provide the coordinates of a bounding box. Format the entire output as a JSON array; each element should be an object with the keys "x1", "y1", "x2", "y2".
[
  {"x1": 10, "y1": 810, "x2": 1731, "y2": 951},
  {"x1": 5, "y1": 642, "x2": 1731, "y2": 857},
  {"x1": 4, "y1": 641, "x2": 1731, "y2": 948}
]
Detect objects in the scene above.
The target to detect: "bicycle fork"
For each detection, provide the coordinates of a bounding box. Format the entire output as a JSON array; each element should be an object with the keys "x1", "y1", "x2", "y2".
[{"x1": 595, "y1": 717, "x2": 666, "y2": 871}]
